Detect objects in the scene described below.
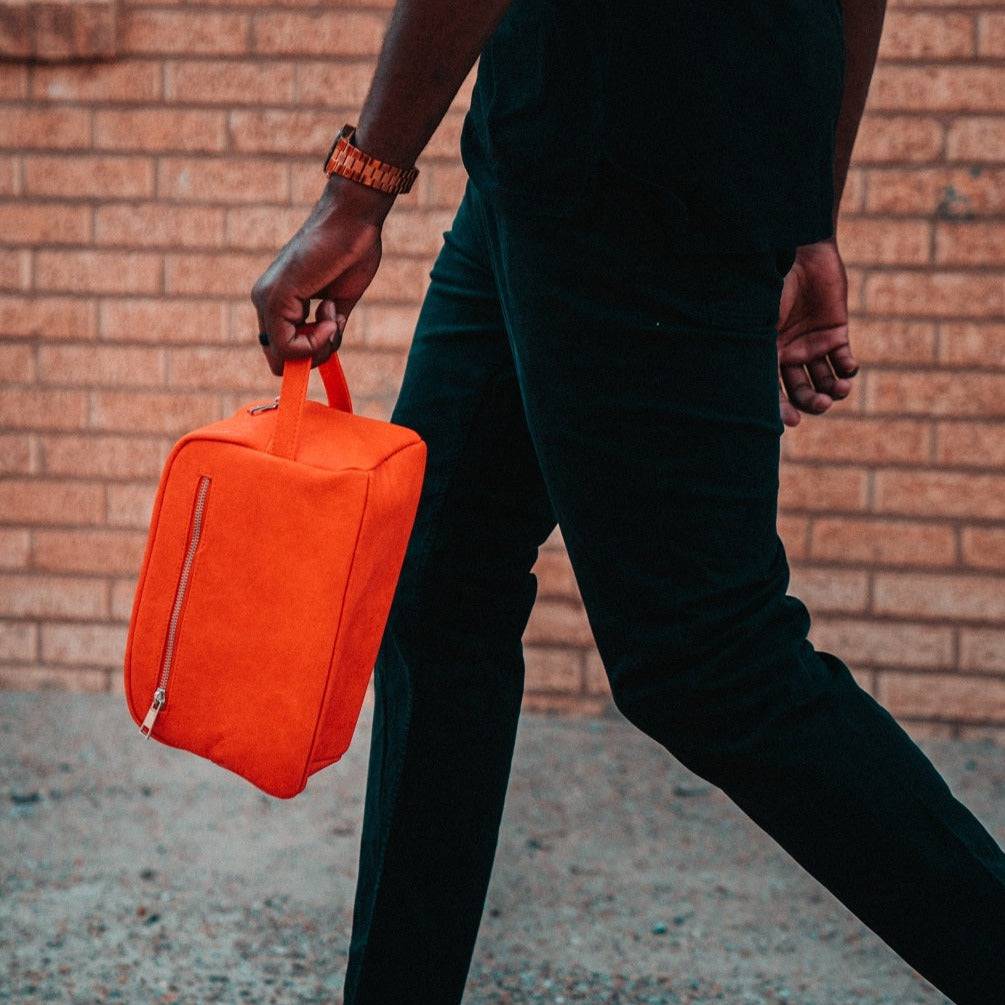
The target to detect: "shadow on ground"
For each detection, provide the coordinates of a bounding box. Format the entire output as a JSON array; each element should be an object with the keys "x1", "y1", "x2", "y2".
[{"x1": 4, "y1": 692, "x2": 1001, "y2": 1004}]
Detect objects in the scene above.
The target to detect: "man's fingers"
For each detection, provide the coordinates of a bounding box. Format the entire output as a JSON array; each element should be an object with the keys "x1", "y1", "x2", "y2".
[
  {"x1": 778, "y1": 325, "x2": 849, "y2": 366},
  {"x1": 781, "y1": 362, "x2": 833, "y2": 414},
  {"x1": 829, "y1": 343, "x2": 859, "y2": 378}
]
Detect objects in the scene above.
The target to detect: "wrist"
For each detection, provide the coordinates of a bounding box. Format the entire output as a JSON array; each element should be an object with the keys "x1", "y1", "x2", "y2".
[{"x1": 321, "y1": 172, "x2": 396, "y2": 227}]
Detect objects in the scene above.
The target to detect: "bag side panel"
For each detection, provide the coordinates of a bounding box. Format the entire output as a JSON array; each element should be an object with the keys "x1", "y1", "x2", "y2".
[{"x1": 307, "y1": 439, "x2": 427, "y2": 773}]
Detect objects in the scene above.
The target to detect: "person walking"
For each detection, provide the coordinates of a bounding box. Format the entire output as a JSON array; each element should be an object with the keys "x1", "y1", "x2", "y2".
[{"x1": 251, "y1": 1, "x2": 1005, "y2": 1002}]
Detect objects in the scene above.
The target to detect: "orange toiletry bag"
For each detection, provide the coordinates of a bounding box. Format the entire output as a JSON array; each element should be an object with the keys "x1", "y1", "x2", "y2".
[{"x1": 122, "y1": 352, "x2": 426, "y2": 799}]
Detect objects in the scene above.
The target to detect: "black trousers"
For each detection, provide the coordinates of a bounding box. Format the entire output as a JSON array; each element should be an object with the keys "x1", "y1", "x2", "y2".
[{"x1": 342, "y1": 169, "x2": 1005, "y2": 1004}]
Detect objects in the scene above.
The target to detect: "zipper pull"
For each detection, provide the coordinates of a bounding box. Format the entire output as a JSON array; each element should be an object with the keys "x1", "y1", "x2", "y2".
[
  {"x1": 139, "y1": 688, "x2": 166, "y2": 738},
  {"x1": 248, "y1": 396, "x2": 279, "y2": 415}
]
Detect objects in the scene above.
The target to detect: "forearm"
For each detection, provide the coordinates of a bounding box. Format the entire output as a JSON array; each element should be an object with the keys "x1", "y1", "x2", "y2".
[
  {"x1": 832, "y1": 0, "x2": 887, "y2": 228},
  {"x1": 350, "y1": 0, "x2": 513, "y2": 172}
]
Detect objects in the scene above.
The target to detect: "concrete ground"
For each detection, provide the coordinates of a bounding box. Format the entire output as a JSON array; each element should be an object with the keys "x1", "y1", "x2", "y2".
[{"x1": 3, "y1": 693, "x2": 1002, "y2": 1005}]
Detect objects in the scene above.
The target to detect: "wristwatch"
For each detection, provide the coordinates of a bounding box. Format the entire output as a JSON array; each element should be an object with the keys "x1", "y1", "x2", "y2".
[{"x1": 322, "y1": 123, "x2": 419, "y2": 196}]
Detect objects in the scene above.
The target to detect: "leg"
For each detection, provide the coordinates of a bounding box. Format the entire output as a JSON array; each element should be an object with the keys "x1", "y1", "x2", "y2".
[
  {"x1": 343, "y1": 181, "x2": 557, "y2": 1005},
  {"x1": 470, "y1": 169, "x2": 1005, "y2": 1005}
]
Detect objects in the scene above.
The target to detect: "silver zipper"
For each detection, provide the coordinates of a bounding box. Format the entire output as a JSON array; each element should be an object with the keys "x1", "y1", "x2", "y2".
[
  {"x1": 248, "y1": 396, "x2": 279, "y2": 414},
  {"x1": 140, "y1": 474, "x2": 212, "y2": 738}
]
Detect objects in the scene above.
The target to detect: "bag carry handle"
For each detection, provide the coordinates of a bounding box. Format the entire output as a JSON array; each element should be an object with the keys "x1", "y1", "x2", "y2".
[{"x1": 266, "y1": 351, "x2": 354, "y2": 461}]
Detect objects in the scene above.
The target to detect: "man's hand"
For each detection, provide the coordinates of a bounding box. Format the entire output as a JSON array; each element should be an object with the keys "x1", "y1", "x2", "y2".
[
  {"x1": 775, "y1": 237, "x2": 860, "y2": 428},
  {"x1": 251, "y1": 175, "x2": 395, "y2": 376}
]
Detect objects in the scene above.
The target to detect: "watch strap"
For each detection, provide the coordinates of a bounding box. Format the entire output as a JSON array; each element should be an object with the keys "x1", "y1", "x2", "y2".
[{"x1": 323, "y1": 124, "x2": 419, "y2": 196}]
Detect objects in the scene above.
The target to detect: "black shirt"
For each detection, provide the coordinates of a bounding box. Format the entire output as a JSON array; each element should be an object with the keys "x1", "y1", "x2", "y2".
[{"x1": 459, "y1": 0, "x2": 845, "y2": 254}]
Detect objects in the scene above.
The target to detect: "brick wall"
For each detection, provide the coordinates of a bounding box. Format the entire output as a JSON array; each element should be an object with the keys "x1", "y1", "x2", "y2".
[{"x1": 1, "y1": 0, "x2": 1004, "y2": 743}]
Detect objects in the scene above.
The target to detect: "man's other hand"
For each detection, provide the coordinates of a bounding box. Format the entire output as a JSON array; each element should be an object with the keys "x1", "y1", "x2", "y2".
[
  {"x1": 251, "y1": 175, "x2": 394, "y2": 377},
  {"x1": 775, "y1": 237, "x2": 859, "y2": 428}
]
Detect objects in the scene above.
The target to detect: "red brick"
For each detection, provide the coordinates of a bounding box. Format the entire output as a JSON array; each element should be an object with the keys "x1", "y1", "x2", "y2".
[
  {"x1": 777, "y1": 513, "x2": 810, "y2": 560},
  {"x1": 524, "y1": 646, "x2": 582, "y2": 693},
  {"x1": 290, "y1": 159, "x2": 327, "y2": 205},
  {"x1": 0, "y1": 477, "x2": 103, "y2": 524},
  {"x1": 522, "y1": 692, "x2": 608, "y2": 716},
  {"x1": 100, "y1": 298, "x2": 229, "y2": 345},
  {"x1": 295, "y1": 60, "x2": 374, "y2": 107},
  {"x1": 810, "y1": 516, "x2": 955, "y2": 567},
  {"x1": 870, "y1": 65, "x2": 1005, "y2": 113},
  {"x1": 583, "y1": 650, "x2": 611, "y2": 697},
  {"x1": 880, "y1": 670, "x2": 1005, "y2": 723},
  {"x1": 158, "y1": 157, "x2": 288, "y2": 203},
  {"x1": 782, "y1": 416, "x2": 929, "y2": 464},
  {"x1": 939, "y1": 322, "x2": 1005, "y2": 367},
  {"x1": 0, "y1": 433, "x2": 33, "y2": 475},
  {"x1": 165, "y1": 252, "x2": 270, "y2": 296},
  {"x1": 0, "y1": 25, "x2": 29, "y2": 72},
  {"x1": 0, "y1": 107, "x2": 90, "y2": 149},
  {"x1": 30, "y1": 0, "x2": 117, "y2": 61},
  {"x1": 879, "y1": 12, "x2": 974, "y2": 58},
  {"x1": 0, "y1": 529, "x2": 31, "y2": 570},
  {"x1": 41, "y1": 433, "x2": 169, "y2": 479},
  {"x1": 835, "y1": 217, "x2": 931, "y2": 266},
  {"x1": 224, "y1": 206, "x2": 305, "y2": 250},
  {"x1": 23, "y1": 154, "x2": 154, "y2": 199},
  {"x1": 961, "y1": 527, "x2": 1005, "y2": 570},
  {"x1": 338, "y1": 347, "x2": 406, "y2": 400},
  {"x1": 422, "y1": 162, "x2": 470, "y2": 210},
  {"x1": 34, "y1": 528, "x2": 147, "y2": 575},
  {"x1": 865, "y1": 167, "x2": 1005, "y2": 216},
  {"x1": 864, "y1": 271, "x2": 1005, "y2": 317},
  {"x1": 0, "y1": 573, "x2": 106, "y2": 618},
  {"x1": 847, "y1": 318, "x2": 936, "y2": 364},
  {"x1": 252, "y1": 11, "x2": 386, "y2": 55},
  {"x1": 366, "y1": 256, "x2": 432, "y2": 303},
  {"x1": 167, "y1": 59, "x2": 296, "y2": 105},
  {"x1": 935, "y1": 420, "x2": 1005, "y2": 468},
  {"x1": 936, "y1": 222, "x2": 1005, "y2": 265},
  {"x1": 874, "y1": 571, "x2": 1005, "y2": 620},
  {"x1": 810, "y1": 616, "x2": 953, "y2": 669},
  {"x1": 230, "y1": 110, "x2": 336, "y2": 155},
  {"x1": 31, "y1": 60, "x2": 161, "y2": 103},
  {"x1": 95, "y1": 109, "x2": 227, "y2": 153},
  {"x1": 0, "y1": 666, "x2": 108, "y2": 693},
  {"x1": 867, "y1": 370, "x2": 1005, "y2": 417},
  {"x1": 778, "y1": 463, "x2": 869, "y2": 512},
  {"x1": 960, "y1": 628, "x2": 1005, "y2": 674},
  {"x1": 168, "y1": 346, "x2": 276, "y2": 391},
  {"x1": 423, "y1": 114, "x2": 466, "y2": 159},
  {"x1": 787, "y1": 566, "x2": 869, "y2": 613},
  {"x1": 523, "y1": 600, "x2": 594, "y2": 647},
  {"x1": 356, "y1": 303, "x2": 418, "y2": 349},
  {"x1": 383, "y1": 210, "x2": 456, "y2": 257},
  {"x1": 978, "y1": 12, "x2": 1005, "y2": 57},
  {"x1": 947, "y1": 117, "x2": 1005, "y2": 161},
  {"x1": 0, "y1": 620, "x2": 35, "y2": 661},
  {"x1": 121, "y1": 10, "x2": 250, "y2": 55},
  {"x1": 0, "y1": 249, "x2": 30, "y2": 290},
  {"x1": 110, "y1": 576, "x2": 138, "y2": 620},
  {"x1": 106, "y1": 482, "x2": 157, "y2": 528},
  {"x1": 40, "y1": 620, "x2": 126, "y2": 666},
  {"x1": 35, "y1": 250, "x2": 161, "y2": 295},
  {"x1": 95, "y1": 203, "x2": 226, "y2": 249},
  {"x1": 876, "y1": 469, "x2": 1005, "y2": 519},
  {"x1": 532, "y1": 549, "x2": 579, "y2": 600},
  {"x1": 90, "y1": 390, "x2": 219, "y2": 434},
  {"x1": 0, "y1": 201, "x2": 90, "y2": 244},
  {"x1": 850, "y1": 115, "x2": 944, "y2": 163},
  {"x1": 0, "y1": 155, "x2": 18, "y2": 196},
  {"x1": 38, "y1": 344, "x2": 164, "y2": 388},
  {"x1": 0, "y1": 388, "x2": 89, "y2": 430},
  {"x1": 0, "y1": 343, "x2": 35, "y2": 382}
]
